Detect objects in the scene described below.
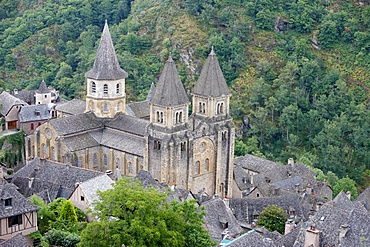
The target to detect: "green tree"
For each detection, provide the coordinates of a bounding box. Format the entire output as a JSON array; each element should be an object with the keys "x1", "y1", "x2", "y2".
[
  {"x1": 235, "y1": 139, "x2": 247, "y2": 157},
  {"x1": 78, "y1": 178, "x2": 214, "y2": 247},
  {"x1": 59, "y1": 200, "x2": 78, "y2": 223},
  {"x1": 333, "y1": 176, "x2": 358, "y2": 199},
  {"x1": 256, "y1": 205, "x2": 287, "y2": 234}
]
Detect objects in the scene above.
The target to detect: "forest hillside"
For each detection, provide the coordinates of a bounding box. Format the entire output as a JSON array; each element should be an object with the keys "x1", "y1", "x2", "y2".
[{"x1": 0, "y1": 0, "x2": 369, "y2": 190}]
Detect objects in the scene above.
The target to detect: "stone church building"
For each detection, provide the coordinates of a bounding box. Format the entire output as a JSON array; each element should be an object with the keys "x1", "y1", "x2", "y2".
[{"x1": 26, "y1": 21, "x2": 235, "y2": 197}]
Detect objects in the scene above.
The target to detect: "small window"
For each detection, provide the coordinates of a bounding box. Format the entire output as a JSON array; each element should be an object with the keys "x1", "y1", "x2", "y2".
[
  {"x1": 156, "y1": 111, "x2": 164, "y2": 123},
  {"x1": 128, "y1": 162, "x2": 133, "y2": 174},
  {"x1": 30, "y1": 123, "x2": 34, "y2": 130},
  {"x1": 204, "y1": 158, "x2": 209, "y2": 172},
  {"x1": 103, "y1": 84, "x2": 108, "y2": 95},
  {"x1": 91, "y1": 81, "x2": 96, "y2": 93},
  {"x1": 116, "y1": 103, "x2": 121, "y2": 111},
  {"x1": 42, "y1": 144, "x2": 46, "y2": 156},
  {"x1": 5, "y1": 198, "x2": 12, "y2": 208},
  {"x1": 104, "y1": 155, "x2": 108, "y2": 167},
  {"x1": 81, "y1": 196, "x2": 85, "y2": 202},
  {"x1": 8, "y1": 215, "x2": 22, "y2": 227},
  {"x1": 103, "y1": 103, "x2": 108, "y2": 112},
  {"x1": 78, "y1": 157, "x2": 82, "y2": 167},
  {"x1": 195, "y1": 161, "x2": 200, "y2": 175},
  {"x1": 154, "y1": 140, "x2": 161, "y2": 150},
  {"x1": 116, "y1": 158, "x2": 121, "y2": 169},
  {"x1": 116, "y1": 83, "x2": 120, "y2": 94},
  {"x1": 45, "y1": 95, "x2": 47, "y2": 98},
  {"x1": 93, "y1": 153, "x2": 98, "y2": 167},
  {"x1": 51, "y1": 147, "x2": 55, "y2": 161},
  {"x1": 181, "y1": 142, "x2": 187, "y2": 151}
]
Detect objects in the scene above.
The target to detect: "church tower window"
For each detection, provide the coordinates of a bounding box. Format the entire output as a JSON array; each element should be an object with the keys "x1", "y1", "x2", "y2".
[
  {"x1": 93, "y1": 153, "x2": 98, "y2": 167},
  {"x1": 156, "y1": 111, "x2": 164, "y2": 123},
  {"x1": 204, "y1": 158, "x2": 210, "y2": 172},
  {"x1": 91, "y1": 81, "x2": 96, "y2": 93},
  {"x1": 103, "y1": 103, "x2": 108, "y2": 112},
  {"x1": 103, "y1": 84, "x2": 108, "y2": 95},
  {"x1": 116, "y1": 83, "x2": 120, "y2": 94},
  {"x1": 116, "y1": 158, "x2": 121, "y2": 169},
  {"x1": 154, "y1": 140, "x2": 161, "y2": 150},
  {"x1": 51, "y1": 147, "x2": 55, "y2": 161}
]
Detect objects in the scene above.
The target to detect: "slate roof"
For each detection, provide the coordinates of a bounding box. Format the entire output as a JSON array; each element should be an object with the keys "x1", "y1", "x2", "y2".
[
  {"x1": 85, "y1": 21, "x2": 128, "y2": 80},
  {"x1": 49, "y1": 112, "x2": 103, "y2": 136},
  {"x1": 234, "y1": 154, "x2": 281, "y2": 174},
  {"x1": 36, "y1": 79, "x2": 49, "y2": 94},
  {"x1": 289, "y1": 191, "x2": 370, "y2": 247},
  {"x1": 203, "y1": 198, "x2": 244, "y2": 242},
  {"x1": 146, "y1": 83, "x2": 156, "y2": 100},
  {"x1": 0, "y1": 233, "x2": 30, "y2": 247},
  {"x1": 10, "y1": 158, "x2": 103, "y2": 202},
  {"x1": 0, "y1": 180, "x2": 39, "y2": 219},
  {"x1": 0, "y1": 91, "x2": 27, "y2": 116},
  {"x1": 105, "y1": 114, "x2": 148, "y2": 136},
  {"x1": 225, "y1": 230, "x2": 276, "y2": 247},
  {"x1": 98, "y1": 128, "x2": 145, "y2": 157},
  {"x1": 193, "y1": 47, "x2": 230, "y2": 97},
  {"x1": 18, "y1": 104, "x2": 50, "y2": 122},
  {"x1": 12, "y1": 90, "x2": 36, "y2": 105},
  {"x1": 150, "y1": 56, "x2": 189, "y2": 107},
  {"x1": 55, "y1": 99, "x2": 86, "y2": 115},
  {"x1": 63, "y1": 132, "x2": 100, "y2": 151},
  {"x1": 127, "y1": 100, "x2": 150, "y2": 119},
  {"x1": 77, "y1": 174, "x2": 114, "y2": 207},
  {"x1": 355, "y1": 186, "x2": 370, "y2": 211}
]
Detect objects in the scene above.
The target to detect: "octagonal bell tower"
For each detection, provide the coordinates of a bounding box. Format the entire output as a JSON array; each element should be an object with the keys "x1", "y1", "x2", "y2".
[{"x1": 85, "y1": 20, "x2": 128, "y2": 118}]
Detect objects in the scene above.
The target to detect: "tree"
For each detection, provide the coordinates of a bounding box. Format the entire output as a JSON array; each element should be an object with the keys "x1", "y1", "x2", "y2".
[
  {"x1": 78, "y1": 177, "x2": 214, "y2": 247},
  {"x1": 59, "y1": 200, "x2": 78, "y2": 223},
  {"x1": 256, "y1": 205, "x2": 287, "y2": 234},
  {"x1": 333, "y1": 176, "x2": 358, "y2": 199}
]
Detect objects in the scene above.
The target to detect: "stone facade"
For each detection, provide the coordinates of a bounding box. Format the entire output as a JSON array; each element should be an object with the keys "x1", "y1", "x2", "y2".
[{"x1": 26, "y1": 22, "x2": 234, "y2": 197}]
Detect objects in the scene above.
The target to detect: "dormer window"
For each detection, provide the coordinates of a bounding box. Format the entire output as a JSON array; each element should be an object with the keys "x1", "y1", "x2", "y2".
[
  {"x1": 5, "y1": 198, "x2": 12, "y2": 208},
  {"x1": 103, "y1": 84, "x2": 108, "y2": 95},
  {"x1": 91, "y1": 81, "x2": 96, "y2": 93}
]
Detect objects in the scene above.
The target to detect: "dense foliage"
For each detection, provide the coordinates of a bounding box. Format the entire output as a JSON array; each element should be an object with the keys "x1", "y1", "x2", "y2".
[
  {"x1": 78, "y1": 177, "x2": 214, "y2": 247},
  {"x1": 256, "y1": 205, "x2": 287, "y2": 234},
  {"x1": 0, "y1": 0, "x2": 369, "y2": 190}
]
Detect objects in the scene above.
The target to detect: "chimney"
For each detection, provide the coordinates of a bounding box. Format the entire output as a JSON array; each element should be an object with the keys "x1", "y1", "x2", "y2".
[
  {"x1": 346, "y1": 191, "x2": 351, "y2": 200},
  {"x1": 339, "y1": 224, "x2": 349, "y2": 243},
  {"x1": 288, "y1": 158, "x2": 294, "y2": 166},
  {"x1": 304, "y1": 225, "x2": 321, "y2": 247},
  {"x1": 13, "y1": 89, "x2": 18, "y2": 95},
  {"x1": 306, "y1": 184, "x2": 312, "y2": 195},
  {"x1": 285, "y1": 219, "x2": 295, "y2": 235}
]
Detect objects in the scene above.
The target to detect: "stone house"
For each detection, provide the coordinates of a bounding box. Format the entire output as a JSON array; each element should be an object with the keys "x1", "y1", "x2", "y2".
[
  {"x1": 26, "y1": 21, "x2": 234, "y2": 197},
  {"x1": 0, "y1": 92, "x2": 27, "y2": 131},
  {"x1": 0, "y1": 180, "x2": 39, "y2": 240}
]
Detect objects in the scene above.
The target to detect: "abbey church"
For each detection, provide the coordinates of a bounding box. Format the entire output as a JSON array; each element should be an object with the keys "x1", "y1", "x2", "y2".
[{"x1": 26, "y1": 21, "x2": 235, "y2": 197}]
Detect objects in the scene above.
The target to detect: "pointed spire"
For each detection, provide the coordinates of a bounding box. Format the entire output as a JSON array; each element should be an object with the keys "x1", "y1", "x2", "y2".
[
  {"x1": 85, "y1": 21, "x2": 128, "y2": 80},
  {"x1": 193, "y1": 47, "x2": 230, "y2": 97},
  {"x1": 146, "y1": 82, "x2": 156, "y2": 101},
  {"x1": 36, "y1": 79, "x2": 49, "y2": 94},
  {"x1": 150, "y1": 56, "x2": 189, "y2": 106}
]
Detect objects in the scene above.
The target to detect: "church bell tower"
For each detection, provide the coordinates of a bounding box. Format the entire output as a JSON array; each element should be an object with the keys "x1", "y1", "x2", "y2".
[{"x1": 85, "y1": 21, "x2": 128, "y2": 118}]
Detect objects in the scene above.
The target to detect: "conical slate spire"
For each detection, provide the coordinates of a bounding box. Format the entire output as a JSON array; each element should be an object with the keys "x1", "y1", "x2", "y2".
[
  {"x1": 150, "y1": 56, "x2": 189, "y2": 106},
  {"x1": 193, "y1": 47, "x2": 230, "y2": 97},
  {"x1": 85, "y1": 21, "x2": 128, "y2": 80},
  {"x1": 36, "y1": 79, "x2": 49, "y2": 94}
]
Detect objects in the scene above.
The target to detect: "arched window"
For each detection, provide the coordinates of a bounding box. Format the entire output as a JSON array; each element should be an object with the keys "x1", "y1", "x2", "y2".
[
  {"x1": 42, "y1": 144, "x2": 46, "y2": 157},
  {"x1": 32, "y1": 145, "x2": 35, "y2": 157},
  {"x1": 104, "y1": 103, "x2": 108, "y2": 112},
  {"x1": 204, "y1": 158, "x2": 209, "y2": 172},
  {"x1": 202, "y1": 103, "x2": 206, "y2": 113},
  {"x1": 116, "y1": 83, "x2": 120, "y2": 94},
  {"x1": 116, "y1": 158, "x2": 121, "y2": 169},
  {"x1": 128, "y1": 162, "x2": 133, "y2": 174},
  {"x1": 91, "y1": 81, "x2": 96, "y2": 93},
  {"x1": 104, "y1": 155, "x2": 108, "y2": 167},
  {"x1": 199, "y1": 102, "x2": 202, "y2": 113},
  {"x1": 179, "y1": 111, "x2": 183, "y2": 122},
  {"x1": 28, "y1": 139, "x2": 31, "y2": 157},
  {"x1": 78, "y1": 157, "x2": 82, "y2": 168},
  {"x1": 93, "y1": 153, "x2": 98, "y2": 167},
  {"x1": 116, "y1": 103, "x2": 121, "y2": 111},
  {"x1": 156, "y1": 111, "x2": 164, "y2": 123},
  {"x1": 51, "y1": 147, "x2": 55, "y2": 160},
  {"x1": 103, "y1": 84, "x2": 108, "y2": 95},
  {"x1": 195, "y1": 161, "x2": 200, "y2": 175},
  {"x1": 30, "y1": 123, "x2": 34, "y2": 130},
  {"x1": 38, "y1": 122, "x2": 41, "y2": 126}
]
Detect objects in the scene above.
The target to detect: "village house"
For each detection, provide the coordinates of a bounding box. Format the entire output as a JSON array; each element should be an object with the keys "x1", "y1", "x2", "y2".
[{"x1": 0, "y1": 180, "x2": 39, "y2": 240}]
